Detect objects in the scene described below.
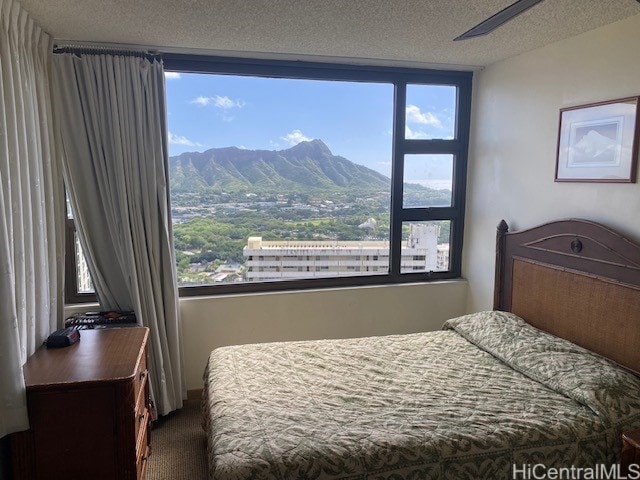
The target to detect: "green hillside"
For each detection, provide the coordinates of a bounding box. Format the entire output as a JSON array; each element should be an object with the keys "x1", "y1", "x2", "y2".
[{"x1": 169, "y1": 139, "x2": 390, "y2": 194}]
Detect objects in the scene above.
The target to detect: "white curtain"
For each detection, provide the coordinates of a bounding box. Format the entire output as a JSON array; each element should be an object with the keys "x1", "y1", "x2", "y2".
[
  {"x1": 52, "y1": 53, "x2": 186, "y2": 416},
  {"x1": 0, "y1": 0, "x2": 63, "y2": 436}
]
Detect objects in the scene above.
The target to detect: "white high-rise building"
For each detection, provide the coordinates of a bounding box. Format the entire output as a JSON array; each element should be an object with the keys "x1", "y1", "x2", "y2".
[
  {"x1": 75, "y1": 235, "x2": 94, "y2": 293},
  {"x1": 243, "y1": 223, "x2": 448, "y2": 281}
]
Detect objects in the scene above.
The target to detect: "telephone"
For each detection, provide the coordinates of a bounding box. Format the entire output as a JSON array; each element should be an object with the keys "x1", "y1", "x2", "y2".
[{"x1": 45, "y1": 327, "x2": 81, "y2": 348}]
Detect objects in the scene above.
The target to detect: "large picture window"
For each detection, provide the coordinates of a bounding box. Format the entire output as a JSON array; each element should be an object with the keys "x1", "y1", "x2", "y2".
[{"x1": 65, "y1": 56, "x2": 471, "y2": 301}]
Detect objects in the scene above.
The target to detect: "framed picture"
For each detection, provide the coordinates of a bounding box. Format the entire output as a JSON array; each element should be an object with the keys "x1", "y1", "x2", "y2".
[{"x1": 555, "y1": 96, "x2": 640, "y2": 182}]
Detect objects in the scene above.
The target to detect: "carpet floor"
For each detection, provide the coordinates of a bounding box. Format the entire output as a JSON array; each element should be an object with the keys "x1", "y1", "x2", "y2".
[{"x1": 147, "y1": 397, "x2": 208, "y2": 479}]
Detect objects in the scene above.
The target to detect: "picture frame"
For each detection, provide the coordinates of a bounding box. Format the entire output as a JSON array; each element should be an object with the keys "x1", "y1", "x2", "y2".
[{"x1": 555, "y1": 96, "x2": 640, "y2": 183}]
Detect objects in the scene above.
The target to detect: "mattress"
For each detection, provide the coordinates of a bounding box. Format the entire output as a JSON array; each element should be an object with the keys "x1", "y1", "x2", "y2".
[{"x1": 202, "y1": 311, "x2": 640, "y2": 479}]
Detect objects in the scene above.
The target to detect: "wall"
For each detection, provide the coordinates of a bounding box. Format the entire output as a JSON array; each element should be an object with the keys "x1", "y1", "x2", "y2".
[
  {"x1": 180, "y1": 281, "x2": 467, "y2": 389},
  {"x1": 464, "y1": 13, "x2": 640, "y2": 312}
]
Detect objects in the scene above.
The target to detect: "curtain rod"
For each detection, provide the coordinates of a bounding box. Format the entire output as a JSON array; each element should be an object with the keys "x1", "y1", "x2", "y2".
[
  {"x1": 51, "y1": 40, "x2": 483, "y2": 71},
  {"x1": 53, "y1": 42, "x2": 161, "y2": 60}
]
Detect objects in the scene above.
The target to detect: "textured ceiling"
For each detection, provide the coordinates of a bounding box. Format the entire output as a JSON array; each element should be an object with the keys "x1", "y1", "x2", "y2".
[{"x1": 19, "y1": 0, "x2": 640, "y2": 69}]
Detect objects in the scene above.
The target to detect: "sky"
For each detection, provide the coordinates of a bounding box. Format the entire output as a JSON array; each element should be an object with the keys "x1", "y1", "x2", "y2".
[{"x1": 164, "y1": 71, "x2": 456, "y2": 183}]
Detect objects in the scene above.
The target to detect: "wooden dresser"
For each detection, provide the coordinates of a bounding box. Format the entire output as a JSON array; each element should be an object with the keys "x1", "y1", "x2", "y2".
[
  {"x1": 11, "y1": 327, "x2": 151, "y2": 480},
  {"x1": 622, "y1": 429, "x2": 640, "y2": 477}
]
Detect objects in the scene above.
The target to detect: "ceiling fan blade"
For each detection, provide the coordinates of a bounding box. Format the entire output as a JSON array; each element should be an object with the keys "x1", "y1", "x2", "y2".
[{"x1": 454, "y1": 0, "x2": 546, "y2": 41}]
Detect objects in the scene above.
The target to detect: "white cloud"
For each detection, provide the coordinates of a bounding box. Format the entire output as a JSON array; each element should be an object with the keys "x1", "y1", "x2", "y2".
[
  {"x1": 281, "y1": 129, "x2": 312, "y2": 146},
  {"x1": 164, "y1": 71, "x2": 181, "y2": 80},
  {"x1": 191, "y1": 95, "x2": 245, "y2": 110},
  {"x1": 215, "y1": 96, "x2": 245, "y2": 109},
  {"x1": 405, "y1": 125, "x2": 429, "y2": 140},
  {"x1": 406, "y1": 104, "x2": 442, "y2": 128},
  {"x1": 191, "y1": 96, "x2": 212, "y2": 107},
  {"x1": 168, "y1": 132, "x2": 203, "y2": 147}
]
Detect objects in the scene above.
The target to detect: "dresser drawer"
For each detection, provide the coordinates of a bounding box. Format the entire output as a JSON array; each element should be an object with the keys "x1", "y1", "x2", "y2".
[
  {"x1": 137, "y1": 443, "x2": 150, "y2": 480},
  {"x1": 134, "y1": 387, "x2": 148, "y2": 451},
  {"x1": 135, "y1": 408, "x2": 151, "y2": 479},
  {"x1": 134, "y1": 353, "x2": 148, "y2": 405}
]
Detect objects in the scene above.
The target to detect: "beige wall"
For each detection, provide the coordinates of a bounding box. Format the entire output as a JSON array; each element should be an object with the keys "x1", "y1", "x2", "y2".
[
  {"x1": 464, "y1": 13, "x2": 640, "y2": 313},
  {"x1": 180, "y1": 281, "x2": 467, "y2": 389}
]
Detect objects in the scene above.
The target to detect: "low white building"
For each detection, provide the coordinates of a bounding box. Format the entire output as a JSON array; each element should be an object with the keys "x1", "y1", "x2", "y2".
[{"x1": 243, "y1": 223, "x2": 449, "y2": 281}]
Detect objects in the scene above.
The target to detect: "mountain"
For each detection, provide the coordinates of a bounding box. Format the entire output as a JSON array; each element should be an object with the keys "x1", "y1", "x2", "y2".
[
  {"x1": 572, "y1": 129, "x2": 617, "y2": 165},
  {"x1": 169, "y1": 140, "x2": 390, "y2": 193}
]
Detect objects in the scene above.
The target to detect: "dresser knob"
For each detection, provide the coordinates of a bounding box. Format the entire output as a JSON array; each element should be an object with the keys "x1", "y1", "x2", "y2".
[{"x1": 139, "y1": 370, "x2": 147, "y2": 380}]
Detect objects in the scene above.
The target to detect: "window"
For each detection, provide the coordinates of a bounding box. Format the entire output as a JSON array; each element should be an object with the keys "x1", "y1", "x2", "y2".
[
  {"x1": 65, "y1": 55, "x2": 471, "y2": 301},
  {"x1": 65, "y1": 196, "x2": 97, "y2": 303}
]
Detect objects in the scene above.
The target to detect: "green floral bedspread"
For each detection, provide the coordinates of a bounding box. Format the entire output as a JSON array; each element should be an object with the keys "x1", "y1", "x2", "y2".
[{"x1": 202, "y1": 311, "x2": 640, "y2": 479}]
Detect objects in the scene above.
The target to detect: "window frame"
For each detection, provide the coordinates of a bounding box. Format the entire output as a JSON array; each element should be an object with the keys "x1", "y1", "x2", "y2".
[{"x1": 65, "y1": 54, "x2": 472, "y2": 302}]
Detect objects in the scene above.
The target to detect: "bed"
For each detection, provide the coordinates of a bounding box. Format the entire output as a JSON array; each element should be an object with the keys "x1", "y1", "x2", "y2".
[{"x1": 203, "y1": 219, "x2": 640, "y2": 480}]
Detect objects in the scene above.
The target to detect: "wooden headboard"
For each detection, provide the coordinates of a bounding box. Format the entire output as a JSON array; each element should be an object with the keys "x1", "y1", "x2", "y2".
[{"x1": 493, "y1": 219, "x2": 640, "y2": 376}]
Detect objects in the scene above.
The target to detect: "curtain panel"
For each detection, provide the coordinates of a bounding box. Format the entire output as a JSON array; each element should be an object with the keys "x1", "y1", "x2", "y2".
[
  {"x1": 52, "y1": 53, "x2": 186, "y2": 416},
  {"x1": 0, "y1": 0, "x2": 63, "y2": 437}
]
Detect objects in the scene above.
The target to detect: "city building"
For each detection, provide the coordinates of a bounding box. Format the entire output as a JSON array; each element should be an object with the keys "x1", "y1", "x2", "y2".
[{"x1": 244, "y1": 224, "x2": 449, "y2": 281}]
